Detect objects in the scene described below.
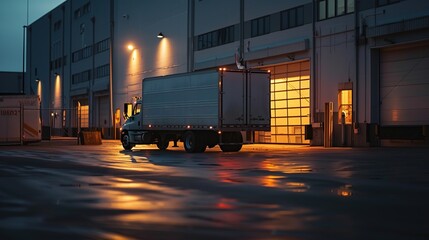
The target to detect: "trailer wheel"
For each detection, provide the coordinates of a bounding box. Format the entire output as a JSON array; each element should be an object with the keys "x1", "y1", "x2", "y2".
[
  {"x1": 220, "y1": 132, "x2": 243, "y2": 152},
  {"x1": 156, "y1": 137, "x2": 169, "y2": 151},
  {"x1": 183, "y1": 131, "x2": 206, "y2": 153},
  {"x1": 121, "y1": 133, "x2": 134, "y2": 150}
]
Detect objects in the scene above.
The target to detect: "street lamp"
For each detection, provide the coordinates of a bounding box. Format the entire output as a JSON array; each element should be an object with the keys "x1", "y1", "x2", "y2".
[{"x1": 157, "y1": 32, "x2": 164, "y2": 39}]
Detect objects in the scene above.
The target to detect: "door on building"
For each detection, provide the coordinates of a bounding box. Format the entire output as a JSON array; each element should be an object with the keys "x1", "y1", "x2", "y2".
[
  {"x1": 380, "y1": 41, "x2": 429, "y2": 126},
  {"x1": 74, "y1": 99, "x2": 89, "y2": 129},
  {"x1": 256, "y1": 61, "x2": 311, "y2": 144},
  {"x1": 97, "y1": 95, "x2": 110, "y2": 138}
]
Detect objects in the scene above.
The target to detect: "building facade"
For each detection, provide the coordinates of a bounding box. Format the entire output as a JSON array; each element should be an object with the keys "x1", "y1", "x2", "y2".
[
  {"x1": 26, "y1": 0, "x2": 429, "y2": 146},
  {"x1": 0, "y1": 72, "x2": 24, "y2": 94}
]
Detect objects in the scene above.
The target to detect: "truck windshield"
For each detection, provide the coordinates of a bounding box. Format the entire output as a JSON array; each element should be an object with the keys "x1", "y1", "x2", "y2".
[{"x1": 133, "y1": 103, "x2": 141, "y2": 115}]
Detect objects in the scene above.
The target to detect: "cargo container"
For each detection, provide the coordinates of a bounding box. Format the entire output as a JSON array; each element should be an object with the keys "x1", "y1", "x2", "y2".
[{"x1": 0, "y1": 95, "x2": 41, "y2": 144}]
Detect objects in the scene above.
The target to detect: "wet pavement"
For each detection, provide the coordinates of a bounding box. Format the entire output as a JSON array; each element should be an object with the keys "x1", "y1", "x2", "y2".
[{"x1": 0, "y1": 140, "x2": 428, "y2": 240}]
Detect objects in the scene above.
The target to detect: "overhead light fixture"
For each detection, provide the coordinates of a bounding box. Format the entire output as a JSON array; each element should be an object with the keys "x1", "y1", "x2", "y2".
[
  {"x1": 127, "y1": 44, "x2": 135, "y2": 51},
  {"x1": 35, "y1": 78, "x2": 40, "y2": 82},
  {"x1": 157, "y1": 32, "x2": 164, "y2": 39}
]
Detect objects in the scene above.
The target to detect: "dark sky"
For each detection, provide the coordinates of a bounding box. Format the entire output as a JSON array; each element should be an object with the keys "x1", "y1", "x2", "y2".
[{"x1": 0, "y1": 0, "x2": 65, "y2": 72}]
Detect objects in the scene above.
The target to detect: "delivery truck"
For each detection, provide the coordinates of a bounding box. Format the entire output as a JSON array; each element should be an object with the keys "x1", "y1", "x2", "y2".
[
  {"x1": 121, "y1": 69, "x2": 270, "y2": 153},
  {"x1": 0, "y1": 95, "x2": 41, "y2": 144}
]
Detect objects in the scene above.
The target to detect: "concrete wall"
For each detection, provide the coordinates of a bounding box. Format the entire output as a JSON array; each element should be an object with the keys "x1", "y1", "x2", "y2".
[{"x1": 113, "y1": 0, "x2": 189, "y2": 116}]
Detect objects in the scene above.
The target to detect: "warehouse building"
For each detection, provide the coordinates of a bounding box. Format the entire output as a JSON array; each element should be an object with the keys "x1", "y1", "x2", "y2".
[{"x1": 26, "y1": 0, "x2": 429, "y2": 146}]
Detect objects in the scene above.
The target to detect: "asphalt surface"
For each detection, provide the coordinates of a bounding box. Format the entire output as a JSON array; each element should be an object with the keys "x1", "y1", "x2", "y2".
[{"x1": 0, "y1": 139, "x2": 428, "y2": 240}]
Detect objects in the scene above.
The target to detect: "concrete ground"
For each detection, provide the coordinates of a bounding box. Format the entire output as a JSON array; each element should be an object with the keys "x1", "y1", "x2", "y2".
[{"x1": 0, "y1": 139, "x2": 428, "y2": 240}]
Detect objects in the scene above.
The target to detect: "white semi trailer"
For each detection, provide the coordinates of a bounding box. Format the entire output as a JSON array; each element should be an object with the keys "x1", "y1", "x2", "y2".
[
  {"x1": 0, "y1": 95, "x2": 41, "y2": 144},
  {"x1": 121, "y1": 69, "x2": 270, "y2": 153}
]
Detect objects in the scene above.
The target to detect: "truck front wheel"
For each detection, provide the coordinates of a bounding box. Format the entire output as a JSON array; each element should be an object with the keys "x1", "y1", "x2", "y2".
[
  {"x1": 183, "y1": 131, "x2": 206, "y2": 153},
  {"x1": 121, "y1": 133, "x2": 135, "y2": 150}
]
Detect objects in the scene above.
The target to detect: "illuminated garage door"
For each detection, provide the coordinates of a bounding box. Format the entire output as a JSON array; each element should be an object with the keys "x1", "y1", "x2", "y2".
[
  {"x1": 257, "y1": 61, "x2": 310, "y2": 144},
  {"x1": 380, "y1": 41, "x2": 429, "y2": 125},
  {"x1": 79, "y1": 105, "x2": 89, "y2": 128}
]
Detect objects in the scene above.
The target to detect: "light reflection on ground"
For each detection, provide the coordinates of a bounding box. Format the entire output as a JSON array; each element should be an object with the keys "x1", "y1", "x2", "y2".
[{"x1": 0, "y1": 141, "x2": 428, "y2": 239}]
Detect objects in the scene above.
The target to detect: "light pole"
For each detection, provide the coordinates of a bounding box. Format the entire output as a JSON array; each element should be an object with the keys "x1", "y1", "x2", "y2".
[{"x1": 22, "y1": 25, "x2": 27, "y2": 94}]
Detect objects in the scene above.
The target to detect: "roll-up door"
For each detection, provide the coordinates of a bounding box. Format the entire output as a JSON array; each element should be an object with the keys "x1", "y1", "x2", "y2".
[{"x1": 380, "y1": 41, "x2": 429, "y2": 125}]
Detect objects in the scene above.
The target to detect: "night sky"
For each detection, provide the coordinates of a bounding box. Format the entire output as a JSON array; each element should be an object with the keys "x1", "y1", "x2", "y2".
[{"x1": 0, "y1": 0, "x2": 65, "y2": 72}]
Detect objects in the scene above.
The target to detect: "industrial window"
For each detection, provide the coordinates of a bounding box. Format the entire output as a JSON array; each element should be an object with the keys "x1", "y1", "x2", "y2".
[
  {"x1": 82, "y1": 2, "x2": 91, "y2": 15},
  {"x1": 74, "y1": 9, "x2": 81, "y2": 19},
  {"x1": 72, "y1": 46, "x2": 92, "y2": 62},
  {"x1": 318, "y1": 0, "x2": 354, "y2": 20},
  {"x1": 95, "y1": 38, "x2": 110, "y2": 54},
  {"x1": 338, "y1": 88, "x2": 352, "y2": 124},
  {"x1": 74, "y1": 2, "x2": 91, "y2": 19},
  {"x1": 95, "y1": 64, "x2": 110, "y2": 79},
  {"x1": 197, "y1": 25, "x2": 235, "y2": 50},
  {"x1": 281, "y1": 6, "x2": 305, "y2": 30},
  {"x1": 72, "y1": 70, "x2": 91, "y2": 84},
  {"x1": 54, "y1": 20, "x2": 61, "y2": 32},
  {"x1": 251, "y1": 15, "x2": 270, "y2": 37}
]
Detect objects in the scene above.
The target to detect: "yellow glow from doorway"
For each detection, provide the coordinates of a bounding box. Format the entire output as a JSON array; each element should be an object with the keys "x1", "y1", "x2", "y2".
[{"x1": 338, "y1": 89, "x2": 353, "y2": 124}]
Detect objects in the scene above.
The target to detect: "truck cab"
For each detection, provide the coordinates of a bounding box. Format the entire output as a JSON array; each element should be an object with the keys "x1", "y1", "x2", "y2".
[{"x1": 121, "y1": 100, "x2": 142, "y2": 150}]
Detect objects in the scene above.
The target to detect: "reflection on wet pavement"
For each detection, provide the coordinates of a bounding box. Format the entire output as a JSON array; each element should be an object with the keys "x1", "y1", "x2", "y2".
[{"x1": 0, "y1": 142, "x2": 428, "y2": 239}]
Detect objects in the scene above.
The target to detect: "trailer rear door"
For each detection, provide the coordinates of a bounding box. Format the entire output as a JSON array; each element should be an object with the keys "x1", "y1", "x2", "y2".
[
  {"x1": 248, "y1": 71, "x2": 270, "y2": 126},
  {"x1": 220, "y1": 70, "x2": 270, "y2": 129},
  {"x1": 220, "y1": 71, "x2": 245, "y2": 126}
]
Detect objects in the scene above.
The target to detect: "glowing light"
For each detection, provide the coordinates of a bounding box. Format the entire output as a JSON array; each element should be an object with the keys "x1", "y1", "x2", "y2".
[
  {"x1": 334, "y1": 184, "x2": 353, "y2": 197},
  {"x1": 156, "y1": 38, "x2": 173, "y2": 75},
  {"x1": 54, "y1": 75, "x2": 61, "y2": 110},
  {"x1": 215, "y1": 199, "x2": 236, "y2": 210},
  {"x1": 127, "y1": 45, "x2": 142, "y2": 85},
  {"x1": 261, "y1": 175, "x2": 280, "y2": 187},
  {"x1": 338, "y1": 89, "x2": 353, "y2": 124},
  {"x1": 37, "y1": 80, "x2": 42, "y2": 100},
  {"x1": 127, "y1": 44, "x2": 134, "y2": 51}
]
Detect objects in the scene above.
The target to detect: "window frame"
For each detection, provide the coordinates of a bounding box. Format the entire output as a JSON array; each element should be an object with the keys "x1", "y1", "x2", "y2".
[
  {"x1": 196, "y1": 25, "x2": 235, "y2": 51},
  {"x1": 318, "y1": 0, "x2": 355, "y2": 21},
  {"x1": 251, "y1": 15, "x2": 270, "y2": 37}
]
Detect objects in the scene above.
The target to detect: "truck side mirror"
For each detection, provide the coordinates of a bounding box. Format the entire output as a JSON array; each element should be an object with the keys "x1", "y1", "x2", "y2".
[{"x1": 123, "y1": 103, "x2": 133, "y2": 119}]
